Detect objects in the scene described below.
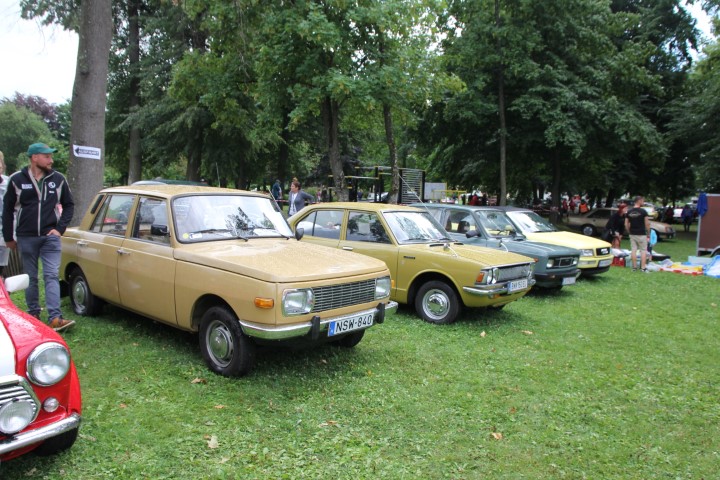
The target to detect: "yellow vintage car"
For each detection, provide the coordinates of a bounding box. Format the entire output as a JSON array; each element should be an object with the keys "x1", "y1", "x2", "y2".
[
  {"x1": 60, "y1": 186, "x2": 395, "y2": 377},
  {"x1": 493, "y1": 207, "x2": 614, "y2": 275},
  {"x1": 288, "y1": 203, "x2": 536, "y2": 324}
]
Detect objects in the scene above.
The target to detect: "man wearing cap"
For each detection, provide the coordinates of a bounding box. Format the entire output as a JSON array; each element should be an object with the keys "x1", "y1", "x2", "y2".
[{"x1": 3, "y1": 143, "x2": 75, "y2": 331}]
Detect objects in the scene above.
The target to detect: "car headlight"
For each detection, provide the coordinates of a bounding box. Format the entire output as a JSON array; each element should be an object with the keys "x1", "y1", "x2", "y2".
[
  {"x1": 478, "y1": 267, "x2": 500, "y2": 285},
  {"x1": 0, "y1": 398, "x2": 37, "y2": 434},
  {"x1": 546, "y1": 258, "x2": 555, "y2": 268},
  {"x1": 375, "y1": 276, "x2": 391, "y2": 299},
  {"x1": 580, "y1": 249, "x2": 593, "y2": 257},
  {"x1": 26, "y1": 342, "x2": 71, "y2": 387},
  {"x1": 282, "y1": 289, "x2": 314, "y2": 316}
]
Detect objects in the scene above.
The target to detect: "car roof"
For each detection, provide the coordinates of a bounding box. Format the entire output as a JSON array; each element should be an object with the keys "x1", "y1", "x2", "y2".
[
  {"x1": 305, "y1": 202, "x2": 423, "y2": 213},
  {"x1": 99, "y1": 185, "x2": 269, "y2": 200}
]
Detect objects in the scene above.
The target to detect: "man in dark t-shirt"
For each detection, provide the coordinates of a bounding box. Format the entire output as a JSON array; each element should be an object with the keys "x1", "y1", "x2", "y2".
[{"x1": 624, "y1": 196, "x2": 650, "y2": 271}]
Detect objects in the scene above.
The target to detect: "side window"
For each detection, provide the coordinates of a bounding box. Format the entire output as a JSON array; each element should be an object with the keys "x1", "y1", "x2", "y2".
[
  {"x1": 90, "y1": 194, "x2": 135, "y2": 237},
  {"x1": 346, "y1": 212, "x2": 390, "y2": 244},
  {"x1": 132, "y1": 197, "x2": 169, "y2": 244},
  {"x1": 447, "y1": 211, "x2": 477, "y2": 235},
  {"x1": 297, "y1": 210, "x2": 343, "y2": 240}
]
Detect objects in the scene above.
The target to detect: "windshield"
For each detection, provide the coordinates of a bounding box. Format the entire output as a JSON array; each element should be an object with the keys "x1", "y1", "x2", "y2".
[
  {"x1": 383, "y1": 211, "x2": 451, "y2": 244},
  {"x1": 172, "y1": 194, "x2": 293, "y2": 242},
  {"x1": 474, "y1": 210, "x2": 522, "y2": 237},
  {"x1": 506, "y1": 210, "x2": 558, "y2": 233}
]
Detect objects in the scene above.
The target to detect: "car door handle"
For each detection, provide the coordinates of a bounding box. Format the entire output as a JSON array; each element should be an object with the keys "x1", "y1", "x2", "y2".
[
  {"x1": 342, "y1": 246, "x2": 353, "y2": 251},
  {"x1": 117, "y1": 248, "x2": 130, "y2": 255},
  {"x1": 77, "y1": 240, "x2": 88, "y2": 247}
]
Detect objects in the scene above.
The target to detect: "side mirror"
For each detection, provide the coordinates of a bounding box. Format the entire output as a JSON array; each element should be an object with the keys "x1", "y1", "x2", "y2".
[
  {"x1": 151, "y1": 224, "x2": 169, "y2": 236},
  {"x1": 295, "y1": 227, "x2": 304, "y2": 241},
  {"x1": 465, "y1": 230, "x2": 479, "y2": 238}
]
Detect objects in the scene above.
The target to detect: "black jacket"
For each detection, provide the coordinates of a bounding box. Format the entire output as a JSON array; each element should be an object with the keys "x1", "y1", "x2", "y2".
[{"x1": 3, "y1": 167, "x2": 75, "y2": 241}]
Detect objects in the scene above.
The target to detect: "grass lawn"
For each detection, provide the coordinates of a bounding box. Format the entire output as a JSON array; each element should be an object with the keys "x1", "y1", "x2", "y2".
[{"x1": 3, "y1": 228, "x2": 718, "y2": 479}]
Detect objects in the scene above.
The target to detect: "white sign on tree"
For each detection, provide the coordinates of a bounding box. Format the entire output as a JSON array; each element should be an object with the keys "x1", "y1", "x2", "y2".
[{"x1": 73, "y1": 145, "x2": 102, "y2": 160}]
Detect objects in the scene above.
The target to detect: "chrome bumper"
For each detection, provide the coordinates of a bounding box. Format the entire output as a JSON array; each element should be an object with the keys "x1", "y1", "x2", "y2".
[
  {"x1": 0, "y1": 413, "x2": 81, "y2": 457},
  {"x1": 239, "y1": 301, "x2": 398, "y2": 341},
  {"x1": 462, "y1": 279, "x2": 536, "y2": 297}
]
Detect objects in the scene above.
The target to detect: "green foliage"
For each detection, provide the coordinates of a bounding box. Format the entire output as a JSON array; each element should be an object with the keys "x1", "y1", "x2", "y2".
[
  {"x1": 3, "y1": 233, "x2": 720, "y2": 478},
  {"x1": 0, "y1": 102, "x2": 56, "y2": 172}
]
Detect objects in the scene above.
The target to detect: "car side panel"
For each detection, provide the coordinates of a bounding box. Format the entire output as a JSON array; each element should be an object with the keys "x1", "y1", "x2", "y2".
[
  {"x1": 339, "y1": 240, "x2": 403, "y2": 302},
  {"x1": 117, "y1": 238, "x2": 177, "y2": 325},
  {"x1": 64, "y1": 231, "x2": 124, "y2": 305}
]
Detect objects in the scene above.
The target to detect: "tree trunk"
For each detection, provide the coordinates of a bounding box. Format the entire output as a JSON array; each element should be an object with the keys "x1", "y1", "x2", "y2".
[
  {"x1": 495, "y1": 0, "x2": 507, "y2": 206},
  {"x1": 67, "y1": 0, "x2": 113, "y2": 226},
  {"x1": 321, "y1": 97, "x2": 346, "y2": 200},
  {"x1": 127, "y1": 0, "x2": 142, "y2": 184},
  {"x1": 186, "y1": 129, "x2": 204, "y2": 182},
  {"x1": 277, "y1": 111, "x2": 291, "y2": 187},
  {"x1": 383, "y1": 103, "x2": 400, "y2": 204},
  {"x1": 550, "y1": 151, "x2": 561, "y2": 224}
]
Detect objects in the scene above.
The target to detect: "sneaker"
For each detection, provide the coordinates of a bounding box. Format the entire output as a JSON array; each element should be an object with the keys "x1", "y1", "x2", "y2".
[
  {"x1": 48, "y1": 318, "x2": 76, "y2": 332},
  {"x1": 632, "y1": 268, "x2": 638, "y2": 272},
  {"x1": 641, "y1": 268, "x2": 649, "y2": 273},
  {"x1": 29, "y1": 312, "x2": 42, "y2": 320}
]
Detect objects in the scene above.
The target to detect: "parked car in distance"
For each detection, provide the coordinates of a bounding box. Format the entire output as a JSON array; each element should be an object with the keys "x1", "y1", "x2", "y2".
[
  {"x1": 567, "y1": 208, "x2": 676, "y2": 239},
  {"x1": 414, "y1": 203, "x2": 581, "y2": 289},
  {"x1": 60, "y1": 186, "x2": 396, "y2": 377},
  {"x1": 288, "y1": 202, "x2": 536, "y2": 325},
  {"x1": 492, "y1": 207, "x2": 614, "y2": 275},
  {"x1": 0, "y1": 274, "x2": 81, "y2": 463}
]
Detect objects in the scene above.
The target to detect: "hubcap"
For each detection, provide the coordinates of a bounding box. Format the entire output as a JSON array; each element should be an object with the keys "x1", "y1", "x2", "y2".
[
  {"x1": 72, "y1": 280, "x2": 87, "y2": 312},
  {"x1": 207, "y1": 320, "x2": 234, "y2": 367},
  {"x1": 424, "y1": 289, "x2": 449, "y2": 320}
]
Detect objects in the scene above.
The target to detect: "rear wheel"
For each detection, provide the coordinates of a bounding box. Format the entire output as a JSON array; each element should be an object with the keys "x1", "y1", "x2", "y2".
[
  {"x1": 415, "y1": 281, "x2": 460, "y2": 324},
  {"x1": 69, "y1": 268, "x2": 103, "y2": 316},
  {"x1": 199, "y1": 306, "x2": 255, "y2": 377}
]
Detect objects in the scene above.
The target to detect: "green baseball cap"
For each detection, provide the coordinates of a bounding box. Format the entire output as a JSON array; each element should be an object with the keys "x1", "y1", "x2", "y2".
[{"x1": 27, "y1": 143, "x2": 57, "y2": 156}]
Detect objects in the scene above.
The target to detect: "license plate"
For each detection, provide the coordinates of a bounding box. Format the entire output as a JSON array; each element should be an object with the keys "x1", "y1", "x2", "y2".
[
  {"x1": 599, "y1": 259, "x2": 612, "y2": 267},
  {"x1": 562, "y1": 276, "x2": 576, "y2": 286},
  {"x1": 507, "y1": 279, "x2": 528, "y2": 293},
  {"x1": 328, "y1": 313, "x2": 374, "y2": 337}
]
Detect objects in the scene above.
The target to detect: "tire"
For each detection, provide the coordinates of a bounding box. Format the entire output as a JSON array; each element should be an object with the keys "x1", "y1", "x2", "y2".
[
  {"x1": 335, "y1": 330, "x2": 365, "y2": 348},
  {"x1": 34, "y1": 427, "x2": 79, "y2": 456},
  {"x1": 581, "y1": 224, "x2": 596, "y2": 236},
  {"x1": 199, "y1": 306, "x2": 255, "y2": 377},
  {"x1": 70, "y1": 268, "x2": 103, "y2": 316},
  {"x1": 414, "y1": 280, "x2": 460, "y2": 324}
]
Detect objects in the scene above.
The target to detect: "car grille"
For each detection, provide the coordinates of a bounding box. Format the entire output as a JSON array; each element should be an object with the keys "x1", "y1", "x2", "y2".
[
  {"x1": 497, "y1": 265, "x2": 532, "y2": 282},
  {"x1": 312, "y1": 279, "x2": 377, "y2": 313},
  {"x1": 0, "y1": 376, "x2": 40, "y2": 435},
  {"x1": 550, "y1": 257, "x2": 577, "y2": 268},
  {"x1": 596, "y1": 247, "x2": 611, "y2": 256}
]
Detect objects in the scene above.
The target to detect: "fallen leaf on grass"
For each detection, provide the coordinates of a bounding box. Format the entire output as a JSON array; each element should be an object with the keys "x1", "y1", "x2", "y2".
[
  {"x1": 205, "y1": 435, "x2": 219, "y2": 449},
  {"x1": 319, "y1": 420, "x2": 339, "y2": 427},
  {"x1": 24, "y1": 468, "x2": 37, "y2": 477},
  {"x1": 712, "y1": 303, "x2": 717, "y2": 308},
  {"x1": 491, "y1": 432, "x2": 503, "y2": 440},
  {"x1": 480, "y1": 331, "x2": 486, "y2": 338},
  {"x1": 521, "y1": 330, "x2": 533, "y2": 335},
  {"x1": 214, "y1": 405, "x2": 225, "y2": 409},
  {"x1": 119, "y1": 403, "x2": 127, "y2": 409},
  {"x1": 509, "y1": 407, "x2": 517, "y2": 414},
  {"x1": 191, "y1": 378, "x2": 207, "y2": 384},
  {"x1": 320, "y1": 359, "x2": 328, "y2": 364}
]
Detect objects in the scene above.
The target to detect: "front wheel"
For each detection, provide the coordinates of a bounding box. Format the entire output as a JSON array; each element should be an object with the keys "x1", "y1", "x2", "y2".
[
  {"x1": 581, "y1": 224, "x2": 596, "y2": 236},
  {"x1": 34, "y1": 428, "x2": 79, "y2": 456},
  {"x1": 199, "y1": 306, "x2": 256, "y2": 377},
  {"x1": 335, "y1": 330, "x2": 365, "y2": 348},
  {"x1": 415, "y1": 280, "x2": 460, "y2": 324},
  {"x1": 70, "y1": 268, "x2": 103, "y2": 316}
]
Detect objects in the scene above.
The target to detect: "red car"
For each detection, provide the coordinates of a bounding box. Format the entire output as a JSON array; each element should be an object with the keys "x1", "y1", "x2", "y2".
[{"x1": 0, "y1": 275, "x2": 81, "y2": 463}]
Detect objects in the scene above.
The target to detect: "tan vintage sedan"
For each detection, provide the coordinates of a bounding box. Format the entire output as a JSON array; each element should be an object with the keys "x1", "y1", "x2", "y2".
[
  {"x1": 288, "y1": 203, "x2": 536, "y2": 324},
  {"x1": 60, "y1": 186, "x2": 396, "y2": 377}
]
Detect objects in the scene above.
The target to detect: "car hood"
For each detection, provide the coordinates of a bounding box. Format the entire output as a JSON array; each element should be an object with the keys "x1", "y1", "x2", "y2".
[
  {"x1": 402, "y1": 242, "x2": 534, "y2": 267},
  {"x1": 523, "y1": 231, "x2": 611, "y2": 249},
  {"x1": 463, "y1": 236, "x2": 580, "y2": 258},
  {"x1": 174, "y1": 239, "x2": 389, "y2": 283}
]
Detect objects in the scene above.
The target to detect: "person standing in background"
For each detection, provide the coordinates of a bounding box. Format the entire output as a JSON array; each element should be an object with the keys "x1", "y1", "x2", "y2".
[
  {"x1": 625, "y1": 195, "x2": 651, "y2": 272},
  {"x1": 0, "y1": 152, "x2": 9, "y2": 276},
  {"x1": 3, "y1": 143, "x2": 76, "y2": 331},
  {"x1": 287, "y1": 180, "x2": 314, "y2": 217}
]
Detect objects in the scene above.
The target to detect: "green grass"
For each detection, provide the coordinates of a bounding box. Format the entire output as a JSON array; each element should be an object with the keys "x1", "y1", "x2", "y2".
[{"x1": 3, "y1": 229, "x2": 719, "y2": 479}]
